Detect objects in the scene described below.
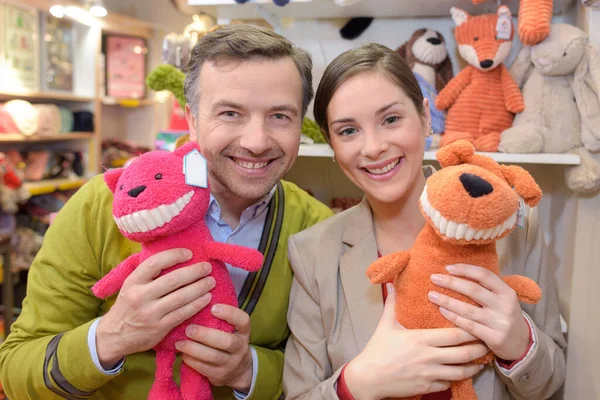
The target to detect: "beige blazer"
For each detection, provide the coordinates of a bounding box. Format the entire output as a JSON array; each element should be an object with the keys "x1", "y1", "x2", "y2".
[{"x1": 283, "y1": 195, "x2": 567, "y2": 400}]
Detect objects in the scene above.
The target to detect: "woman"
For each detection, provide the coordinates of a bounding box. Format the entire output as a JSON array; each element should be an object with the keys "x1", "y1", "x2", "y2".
[{"x1": 282, "y1": 43, "x2": 566, "y2": 400}]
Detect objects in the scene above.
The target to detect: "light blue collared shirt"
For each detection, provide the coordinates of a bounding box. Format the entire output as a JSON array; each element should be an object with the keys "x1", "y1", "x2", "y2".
[{"x1": 87, "y1": 186, "x2": 277, "y2": 398}]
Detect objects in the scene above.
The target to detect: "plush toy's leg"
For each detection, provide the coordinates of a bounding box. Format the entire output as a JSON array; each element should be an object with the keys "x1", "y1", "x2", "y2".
[
  {"x1": 518, "y1": 0, "x2": 553, "y2": 46},
  {"x1": 503, "y1": 275, "x2": 542, "y2": 304},
  {"x1": 498, "y1": 124, "x2": 543, "y2": 154},
  {"x1": 149, "y1": 351, "x2": 182, "y2": 400},
  {"x1": 439, "y1": 131, "x2": 474, "y2": 148},
  {"x1": 565, "y1": 147, "x2": 600, "y2": 193},
  {"x1": 474, "y1": 133, "x2": 501, "y2": 152},
  {"x1": 474, "y1": 350, "x2": 494, "y2": 365},
  {"x1": 451, "y1": 378, "x2": 478, "y2": 400},
  {"x1": 181, "y1": 362, "x2": 212, "y2": 400}
]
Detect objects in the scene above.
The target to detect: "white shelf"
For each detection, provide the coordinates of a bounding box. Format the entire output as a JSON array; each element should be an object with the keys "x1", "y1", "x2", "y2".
[
  {"x1": 298, "y1": 144, "x2": 581, "y2": 165},
  {"x1": 185, "y1": 0, "x2": 575, "y2": 20}
]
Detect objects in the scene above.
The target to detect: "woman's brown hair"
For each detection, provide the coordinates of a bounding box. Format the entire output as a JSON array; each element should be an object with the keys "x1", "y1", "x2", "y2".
[{"x1": 313, "y1": 43, "x2": 424, "y2": 141}]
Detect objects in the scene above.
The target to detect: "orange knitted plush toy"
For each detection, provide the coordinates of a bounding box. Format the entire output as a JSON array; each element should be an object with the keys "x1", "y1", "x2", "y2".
[
  {"x1": 366, "y1": 140, "x2": 543, "y2": 400},
  {"x1": 436, "y1": 6, "x2": 524, "y2": 152},
  {"x1": 472, "y1": 0, "x2": 553, "y2": 45}
]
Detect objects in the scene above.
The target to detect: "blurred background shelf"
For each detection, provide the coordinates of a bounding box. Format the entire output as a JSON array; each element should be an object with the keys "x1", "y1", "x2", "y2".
[
  {"x1": 0, "y1": 133, "x2": 94, "y2": 144},
  {"x1": 22, "y1": 178, "x2": 87, "y2": 197}
]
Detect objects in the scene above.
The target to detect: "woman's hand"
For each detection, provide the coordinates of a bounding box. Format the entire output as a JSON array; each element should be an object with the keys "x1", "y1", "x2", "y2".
[
  {"x1": 428, "y1": 264, "x2": 531, "y2": 362},
  {"x1": 344, "y1": 283, "x2": 488, "y2": 400}
]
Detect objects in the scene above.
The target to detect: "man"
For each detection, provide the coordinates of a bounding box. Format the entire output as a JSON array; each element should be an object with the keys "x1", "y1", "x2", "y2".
[{"x1": 0, "y1": 24, "x2": 332, "y2": 399}]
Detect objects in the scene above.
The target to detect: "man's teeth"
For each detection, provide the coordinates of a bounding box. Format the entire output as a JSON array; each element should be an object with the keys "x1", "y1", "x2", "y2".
[
  {"x1": 114, "y1": 191, "x2": 194, "y2": 234},
  {"x1": 235, "y1": 159, "x2": 269, "y2": 169},
  {"x1": 419, "y1": 188, "x2": 517, "y2": 241},
  {"x1": 365, "y1": 159, "x2": 400, "y2": 175}
]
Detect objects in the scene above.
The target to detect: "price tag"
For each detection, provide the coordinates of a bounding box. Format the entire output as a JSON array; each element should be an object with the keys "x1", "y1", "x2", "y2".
[
  {"x1": 516, "y1": 196, "x2": 525, "y2": 228},
  {"x1": 496, "y1": 13, "x2": 512, "y2": 40},
  {"x1": 183, "y1": 149, "x2": 208, "y2": 188}
]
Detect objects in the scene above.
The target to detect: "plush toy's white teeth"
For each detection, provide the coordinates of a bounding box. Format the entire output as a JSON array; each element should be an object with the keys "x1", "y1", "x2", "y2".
[
  {"x1": 115, "y1": 191, "x2": 194, "y2": 234},
  {"x1": 419, "y1": 187, "x2": 517, "y2": 241}
]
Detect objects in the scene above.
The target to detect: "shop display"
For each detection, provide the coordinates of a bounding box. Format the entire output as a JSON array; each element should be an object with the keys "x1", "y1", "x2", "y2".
[
  {"x1": 92, "y1": 142, "x2": 264, "y2": 400},
  {"x1": 32, "y1": 104, "x2": 61, "y2": 136},
  {"x1": 2, "y1": 100, "x2": 39, "y2": 136},
  {"x1": 436, "y1": 6, "x2": 524, "y2": 152},
  {"x1": 366, "y1": 140, "x2": 543, "y2": 400},
  {"x1": 0, "y1": 105, "x2": 19, "y2": 134},
  {"x1": 0, "y1": 2, "x2": 39, "y2": 93},
  {"x1": 41, "y1": 14, "x2": 74, "y2": 92},
  {"x1": 104, "y1": 34, "x2": 147, "y2": 99},
  {"x1": 397, "y1": 28, "x2": 453, "y2": 145},
  {"x1": 500, "y1": 23, "x2": 600, "y2": 193}
]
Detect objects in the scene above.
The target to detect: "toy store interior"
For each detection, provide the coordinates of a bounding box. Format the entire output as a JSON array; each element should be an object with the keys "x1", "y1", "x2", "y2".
[{"x1": 0, "y1": 0, "x2": 598, "y2": 398}]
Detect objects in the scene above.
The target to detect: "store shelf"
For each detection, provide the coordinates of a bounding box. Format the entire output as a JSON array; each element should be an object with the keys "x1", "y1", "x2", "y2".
[
  {"x1": 298, "y1": 144, "x2": 581, "y2": 165},
  {"x1": 0, "y1": 91, "x2": 95, "y2": 103},
  {"x1": 184, "y1": 0, "x2": 575, "y2": 20},
  {"x1": 23, "y1": 178, "x2": 87, "y2": 197},
  {"x1": 101, "y1": 97, "x2": 155, "y2": 107},
  {"x1": 0, "y1": 133, "x2": 93, "y2": 144}
]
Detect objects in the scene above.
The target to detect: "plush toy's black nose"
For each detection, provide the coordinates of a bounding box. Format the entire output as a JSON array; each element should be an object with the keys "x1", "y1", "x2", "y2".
[
  {"x1": 427, "y1": 37, "x2": 442, "y2": 45},
  {"x1": 460, "y1": 173, "x2": 493, "y2": 198},
  {"x1": 127, "y1": 185, "x2": 146, "y2": 198},
  {"x1": 480, "y1": 60, "x2": 494, "y2": 69}
]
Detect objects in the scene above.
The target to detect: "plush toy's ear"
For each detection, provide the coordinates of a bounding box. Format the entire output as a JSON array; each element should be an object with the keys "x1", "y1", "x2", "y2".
[
  {"x1": 450, "y1": 7, "x2": 469, "y2": 27},
  {"x1": 435, "y1": 54, "x2": 454, "y2": 92},
  {"x1": 104, "y1": 168, "x2": 123, "y2": 194},
  {"x1": 500, "y1": 165, "x2": 543, "y2": 206},
  {"x1": 396, "y1": 41, "x2": 409, "y2": 60},
  {"x1": 436, "y1": 140, "x2": 475, "y2": 167},
  {"x1": 173, "y1": 140, "x2": 201, "y2": 157}
]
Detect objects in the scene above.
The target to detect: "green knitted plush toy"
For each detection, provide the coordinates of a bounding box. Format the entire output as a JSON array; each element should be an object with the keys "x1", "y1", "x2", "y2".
[{"x1": 302, "y1": 117, "x2": 327, "y2": 144}]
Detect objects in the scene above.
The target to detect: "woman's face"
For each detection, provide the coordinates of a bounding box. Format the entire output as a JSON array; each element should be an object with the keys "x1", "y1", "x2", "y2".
[{"x1": 327, "y1": 70, "x2": 429, "y2": 205}]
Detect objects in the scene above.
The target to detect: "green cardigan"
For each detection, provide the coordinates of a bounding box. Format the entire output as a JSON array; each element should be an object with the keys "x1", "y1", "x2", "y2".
[{"x1": 0, "y1": 174, "x2": 333, "y2": 400}]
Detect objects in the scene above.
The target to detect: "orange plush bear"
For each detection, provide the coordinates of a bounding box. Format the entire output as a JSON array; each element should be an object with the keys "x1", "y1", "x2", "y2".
[
  {"x1": 472, "y1": 0, "x2": 553, "y2": 46},
  {"x1": 366, "y1": 140, "x2": 543, "y2": 400},
  {"x1": 436, "y1": 6, "x2": 524, "y2": 152}
]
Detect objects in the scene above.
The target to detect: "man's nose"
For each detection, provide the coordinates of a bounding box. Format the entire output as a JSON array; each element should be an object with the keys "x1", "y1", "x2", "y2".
[{"x1": 238, "y1": 120, "x2": 271, "y2": 154}]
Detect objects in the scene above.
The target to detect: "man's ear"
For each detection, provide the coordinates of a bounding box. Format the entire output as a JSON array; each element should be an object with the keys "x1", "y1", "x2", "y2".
[
  {"x1": 500, "y1": 165, "x2": 543, "y2": 206},
  {"x1": 185, "y1": 104, "x2": 198, "y2": 142},
  {"x1": 104, "y1": 168, "x2": 123, "y2": 193}
]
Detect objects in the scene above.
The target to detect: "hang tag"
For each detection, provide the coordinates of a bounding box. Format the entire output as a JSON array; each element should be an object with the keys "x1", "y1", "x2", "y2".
[
  {"x1": 183, "y1": 149, "x2": 208, "y2": 188},
  {"x1": 516, "y1": 196, "x2": 525, "y2": 228},
  {"x1": 496, "y1": 14, "x2": 512, "y2": 40}
]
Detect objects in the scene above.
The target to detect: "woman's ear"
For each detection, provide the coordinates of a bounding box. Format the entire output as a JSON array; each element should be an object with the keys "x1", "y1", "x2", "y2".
[{"x1": 422, "y1": 98, "x2": 432, "y2": 136}]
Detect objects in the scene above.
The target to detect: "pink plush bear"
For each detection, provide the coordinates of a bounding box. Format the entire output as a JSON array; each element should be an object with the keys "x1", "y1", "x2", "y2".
[{"x1": 92, "y1": 141, "x2": 264, "y2": 400}]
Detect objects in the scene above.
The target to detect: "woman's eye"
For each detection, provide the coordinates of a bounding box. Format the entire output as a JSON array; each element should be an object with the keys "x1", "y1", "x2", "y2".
[
  {"x1": 155, "y1": 173, "x2": 162, "y2": 180},
  {"x1": 340, "y1": 127, "x2": 357, "y2": 136},
  {"x1": 384, "y1": 116, "x2": 400, "y2": 125}
]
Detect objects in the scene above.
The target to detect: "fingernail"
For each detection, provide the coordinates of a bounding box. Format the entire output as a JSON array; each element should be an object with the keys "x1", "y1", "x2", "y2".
[
  {"x1": 186, "y1": 326, "x2": 196, "y2": 337},
  {"x1": 175, "y1": 341, "x2": 182, "y2": 350},
  {"x1": 445, "y1": 265, "x2": 456, "y2": 273},
  {"x1": 212, "y1": 304, "x2": 222, "y2": 314},
  {"x1": 431, "y1": 274, "x2": 443, "y2": 284},
  {"x1": 386, "y1": 283, "x2": 395, "y2": 293},
  {"x1": 428, "y1": 291, "x2": 439, "y2": 301},
  {"x1": 479, "y1": 364, "x2": 485, "y2": 370},
  {"x1": 439, "y1": 307, "x2": 449, "y2": 315},
  {"x1": 183, "y1": 249, "x2": 192, "y2": 258},
  {"x1": 207, "y1": 277, "x2": 216, "y2": 288}
]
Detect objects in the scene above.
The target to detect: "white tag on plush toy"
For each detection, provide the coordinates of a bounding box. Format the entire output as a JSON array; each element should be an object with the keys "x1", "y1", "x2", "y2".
[
  {"x1": 496, "y1": 13, "x2": 512, "y2": 40},
  {"x1": 183, "y1": 149, "x2": 208, "y2": 188},
  {"x1": 516, "y1": 196, "x2": 525, "y2": 228}
]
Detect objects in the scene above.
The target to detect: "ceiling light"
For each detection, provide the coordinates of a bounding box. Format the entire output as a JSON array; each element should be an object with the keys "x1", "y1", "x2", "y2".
[
  {"x1": 49, "y1": 4, "x2": 65, "y2": 18},
  {"x1": 89, "y1": 4, "x2": 107, "y2": 17}
]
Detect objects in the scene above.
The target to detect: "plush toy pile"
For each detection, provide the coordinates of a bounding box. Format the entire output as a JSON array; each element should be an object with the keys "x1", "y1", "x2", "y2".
[
  {"x1": 92, "y1": 142, "x2": 264, "y2": 400},
  {"x1": 367, "y1": 140, "x2": 543, "y2": 400}
]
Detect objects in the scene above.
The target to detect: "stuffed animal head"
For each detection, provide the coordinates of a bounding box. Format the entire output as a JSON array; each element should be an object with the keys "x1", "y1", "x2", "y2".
[
  {"x1": 419, "y1": 140, "x2": 542, "y2": 245},
  {"x1": 104, "y1": 141, "x2": 210, "y2": 242},
  {"x1": 397, "y1": 28, "x2": 453, "y2": 92},
  {"x1": 526, "y1": 24, "x2": 589, "y2": 77},
  {"x1": 451, "y1": 5, "x2": 514, "y2": 71}
]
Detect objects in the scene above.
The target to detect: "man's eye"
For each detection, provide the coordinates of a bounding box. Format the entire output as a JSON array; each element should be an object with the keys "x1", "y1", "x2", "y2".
[{"x1": 223, "y1": 111, "x2": 238, "y2": 118}]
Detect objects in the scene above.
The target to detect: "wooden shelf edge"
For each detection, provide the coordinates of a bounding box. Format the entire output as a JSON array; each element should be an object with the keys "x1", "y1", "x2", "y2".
[
  {"x1": 0, "y1": 91, "x2": 95, "y2": 103},
  {"x1": 101, "y1": 98, "x2": 155, "y2": 107},
  {"x1": 22, "y1": 178, "x2": 87, "y2": 196},
  {"x1": 0, "y1": 133, "x2": 94, "y2": 143},
  {"x1": 298, "y1": 144, "x2": 582, "y2": 166}
]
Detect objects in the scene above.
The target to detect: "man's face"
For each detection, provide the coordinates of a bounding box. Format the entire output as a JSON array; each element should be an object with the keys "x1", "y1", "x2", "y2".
[{"x1": 186, "y1": 57, "x2": 303, "y2": 202}]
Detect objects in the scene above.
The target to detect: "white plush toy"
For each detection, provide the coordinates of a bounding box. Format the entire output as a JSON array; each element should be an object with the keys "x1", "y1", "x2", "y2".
[{"x1": 500, "y1": 23, "x2": 600, "y2": 193}]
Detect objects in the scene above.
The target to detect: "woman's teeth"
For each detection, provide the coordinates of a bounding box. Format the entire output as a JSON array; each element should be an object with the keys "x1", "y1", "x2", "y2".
[
  {"x1": 235, "y1": 159, "x2": 269, "y2": 169},
  {"x1": 365, "y1": 159, "x2": 400, "y2": 175}
]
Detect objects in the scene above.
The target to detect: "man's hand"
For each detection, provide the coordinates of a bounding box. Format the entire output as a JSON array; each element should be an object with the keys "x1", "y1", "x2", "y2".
[
  {"x1": 176, "y1": 304, "x2": 253, "y2": 393},
  {"x1": 96, "y1": 249, "x2": 215, "y2": 369}
]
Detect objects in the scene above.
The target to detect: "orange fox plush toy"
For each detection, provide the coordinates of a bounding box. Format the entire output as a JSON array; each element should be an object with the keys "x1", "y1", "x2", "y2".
[
  {"x1": 472, "y1": 0, "x2": 553, "y2": 45},
  {"x1": 436, "y1": 6, "x2": 525, "y2": 152},
  {"x1": 366, "y1": 140, "x2": 543, "y2": 400}
]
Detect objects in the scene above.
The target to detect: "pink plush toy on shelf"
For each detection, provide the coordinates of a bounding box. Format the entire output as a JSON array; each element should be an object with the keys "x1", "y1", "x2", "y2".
[{"x1": 91, "y1": 141, "x2": 264, "y2": 400}]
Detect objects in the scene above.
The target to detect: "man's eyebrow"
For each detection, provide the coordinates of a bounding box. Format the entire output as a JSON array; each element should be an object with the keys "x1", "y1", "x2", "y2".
[
  {"x1": 267, "y1": 104, "x2": 300, "y2": 116},
  {"x1": 211, "y1": 100, "x2": 244, "y2": 111}
]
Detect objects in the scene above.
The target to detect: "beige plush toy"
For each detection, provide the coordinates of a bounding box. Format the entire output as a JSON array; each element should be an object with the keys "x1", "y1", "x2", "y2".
[{"x1": 500, "y1": 23, "x2": 600, "y2": 193}]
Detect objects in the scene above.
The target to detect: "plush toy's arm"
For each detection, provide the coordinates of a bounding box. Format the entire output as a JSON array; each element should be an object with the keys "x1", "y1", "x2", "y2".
[
  {"x1": 91, "y1": 253, "x2": 142, "y2": 299},
  {"x1": 435, "y1": 67, "x2": 473, "y2": 111},
  {"x1": 502, "y1": 275, "x2": 542, "y2": 304},
  {"x1": 204, "y1": 242, "x2": 264, "y2": 272},
  {"x1": 510, "y1": 46, "x2": 534, "y2": 88},
  {"x1": 366, "y1": 251, "x2": 410, "y2": 284},
  {"x1": 500, "y1": 65, "x2": 525, "y2": 114},
  {"x1": 574, "y1": 44, "x2": 600, "y2": 149}
]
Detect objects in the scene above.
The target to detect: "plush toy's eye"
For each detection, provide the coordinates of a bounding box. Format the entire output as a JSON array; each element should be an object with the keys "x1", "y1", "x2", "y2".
[
  {"x1": 155, "y1": 173, "x2": 163, "y2": 180},
  {"x1": 474, "y1": 37, "x2": 479, "y2": 41},
  {"x1": 563, "y1": 52, "x2": 567, "y2": 56},
  {"x1": 119, "y1": 184, "x2": 123, "y2": 190}
]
